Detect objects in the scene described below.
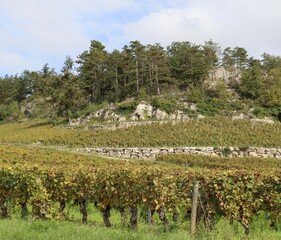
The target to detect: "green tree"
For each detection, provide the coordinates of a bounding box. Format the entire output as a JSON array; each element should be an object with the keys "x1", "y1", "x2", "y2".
[
  {"x1": 167, "y1": 41, "x2": 211, "y2": 89},
  {"x1": 0, "y1": 75, "x2": 20, "y2": 104},
  {"x1": 261, "y1": 53, "x2": 281, "y2": 72},
  {"x1": 239, "y1": 62, "x2": 263, "y2": 99},
  {"x1": 77, "y1": 40, "x2": 107, "y2": 103},
  {"x1": 233, "y1": 47, "x2": 248, "y2": 69},
  {"x1": 17, "y1": 70, "x2": 41, "y2": 101},
  {"x1": 203, "y1": 40, "x2": 221, "y2": 67},
  {"x1": 128, "y1": 40, "x2": 146, "y2": 93},
  {"x1": 260, "y1": 67, "x2": 281, "y2": 109},
  {"x1": 35, "y1": 63, "x2": 57, "y2": 98},
  {"x1": 146, "y1": 43, "x2": 170, "y2": 95},
  {"x1": 51, "y1": 57, "x2": 87, "y2": 118},
  {"x1": 105, "y1": 49, "x2": 123, "y2": 101},
  {"x1": 222, "y1": 47, "x2": 235, "y2": 69}
]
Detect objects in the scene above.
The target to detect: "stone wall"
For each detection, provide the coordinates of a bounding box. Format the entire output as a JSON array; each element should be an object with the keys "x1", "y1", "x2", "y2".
[{"x1": 79, "y1": 146, "x2": 281, "y2": 159}]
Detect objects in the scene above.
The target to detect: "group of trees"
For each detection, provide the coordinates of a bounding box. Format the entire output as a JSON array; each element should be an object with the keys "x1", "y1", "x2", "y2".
[{"x1": 1, "y1": 39, "x2": 281, "y2": 120}]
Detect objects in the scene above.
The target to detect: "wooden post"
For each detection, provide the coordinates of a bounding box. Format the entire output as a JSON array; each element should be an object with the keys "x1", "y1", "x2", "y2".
[
  {"x1": 190, "y1": 181, "x2": 199, "y2": 235},
  {"x1": 148, "y1": 204, "x2": 152, "y2": 227}
]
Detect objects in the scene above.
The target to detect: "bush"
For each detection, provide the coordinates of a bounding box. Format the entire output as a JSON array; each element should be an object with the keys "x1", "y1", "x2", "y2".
[
  {"x1": 253, "y1": 106, "x2": 269, "y2": 118},
  {"x1": 116, "y1": 101, "x2": 137, "y2": 116},
  {"x1": 151, "y1": 98, "x2": 177, "y2": 114},
  {"x1": 0, "y1": 101, "x2": 20, "y2": 121}
]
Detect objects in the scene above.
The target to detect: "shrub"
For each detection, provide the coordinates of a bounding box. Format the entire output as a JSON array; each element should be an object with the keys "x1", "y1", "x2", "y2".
[
  {"x1": 116, "y1": 101, "x2": 137, "y2": 116},
  {"x1": 151, "y1": 98, "x2": 177, "y2": 114}
]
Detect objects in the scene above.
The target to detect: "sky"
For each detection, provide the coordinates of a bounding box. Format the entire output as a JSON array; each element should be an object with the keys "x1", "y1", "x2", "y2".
[{"x1": 1, "y1": 0, "x2": 281, "y2": 76}]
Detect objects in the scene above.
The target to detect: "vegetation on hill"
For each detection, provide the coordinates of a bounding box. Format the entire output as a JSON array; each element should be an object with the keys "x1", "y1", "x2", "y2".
[
  {"x1": 1, "y1": 118, "x2": 281, "y2": 148},
  {"x1": 1, "y1": 40, "x2": 281, "y2": 122}
]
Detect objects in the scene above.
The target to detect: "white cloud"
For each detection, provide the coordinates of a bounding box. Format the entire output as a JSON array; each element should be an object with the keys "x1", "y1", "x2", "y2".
[
  {"x1": 0, "y1": 0, "x2": 135, "y2": 75},
  {"x1": 1, "y1": 0, "x2": 281, "y2": 75},
  {"x1": 0, "y1": 49, "x2": 36, "y2": 75},
  {"x1": 117, "y1": 0, "x2": 281, "y2": 57}
]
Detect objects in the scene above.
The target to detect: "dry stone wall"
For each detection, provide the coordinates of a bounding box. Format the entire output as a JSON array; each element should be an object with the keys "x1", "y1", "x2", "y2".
[{"x1": 79, "y1": 146, "x2": 281, "y2": 159}]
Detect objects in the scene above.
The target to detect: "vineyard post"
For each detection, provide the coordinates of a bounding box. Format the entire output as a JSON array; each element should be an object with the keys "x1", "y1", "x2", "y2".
[
  {"x1": 148, "y1": 204, "x2": 152, "y2": 227},
  {"x1": 190, "y1": 181, "x2": 199, "y2": 236}
]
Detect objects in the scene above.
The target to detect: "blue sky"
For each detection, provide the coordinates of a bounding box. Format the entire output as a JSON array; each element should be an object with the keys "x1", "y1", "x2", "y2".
[{"x1": 1, "y1": 0, "x2": 281, "y2": 76}]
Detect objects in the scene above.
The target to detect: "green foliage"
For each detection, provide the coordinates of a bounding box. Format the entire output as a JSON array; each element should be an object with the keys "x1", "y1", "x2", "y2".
[
  {"x1": 116, "y1": 101, "x2": 137, "y2": 116},
  {"x1": 1, "y1": 118, "x2": 281, "y2": 148},
  {"x1": 260, "y1": 67, "x2": 281, "y2": 109},
  {"x1": 137, "y1": 87, "x2": 148, "y2": 100},
  {"x1": 151, "y1": 98, "x2": 177, "y2": 114},
  {"x1": 0, "y1": 101, "x2": 21, "y2": 121},
  {"x1": 167, "y1": 41, "x2": 212, "y2": 88},
  {"x1": 239, "y1": 62, "x2": 263, "y2": 100},
  {"x1": 1, "y1": 39, "x2": 281, "y2": 121},
  {"x1": 187, "y1": 83, "x2": 230, "y2": 116},
  {"x1": 253, "y1": 106, "x2": 270, "y2": 118}
]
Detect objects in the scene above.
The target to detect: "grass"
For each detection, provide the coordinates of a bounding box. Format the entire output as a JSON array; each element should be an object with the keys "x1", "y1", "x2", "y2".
[{"x1": 0, "y1": 208, "x2": 280, "y2": 240}]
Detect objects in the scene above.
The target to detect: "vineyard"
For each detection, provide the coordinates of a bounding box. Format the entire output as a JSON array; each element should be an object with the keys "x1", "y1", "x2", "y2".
[
  {"x1": 1, "y1": 118, "x2": 281, "y2": 147},
  {"x1": 0, "y1": 145, "x2": 280, "y2": 236}
]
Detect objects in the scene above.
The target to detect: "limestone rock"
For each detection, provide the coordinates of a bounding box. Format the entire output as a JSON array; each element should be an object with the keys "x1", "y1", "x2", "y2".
[
  {"x1": 153, "y1": 109, "x2": 169, "y2": 120},
  {"x1": 131, "y1": 101, "x2": 153, "y2": 120},
  {"x1": 250, "y1": 117, "x2": 274, "y2": 124}
]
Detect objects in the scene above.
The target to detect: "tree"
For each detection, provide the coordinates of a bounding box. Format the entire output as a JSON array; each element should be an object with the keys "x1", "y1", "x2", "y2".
[
  {"x1": 222, "y1": 47, "x2": 235, "y2": 69},
  {"x1": 0, "y1": 75, "x2": 20, "y2": 104},
  {"x1": 203, "y1": 40, "x2": 221, "y2": 67},
  {"x1": 146, "y1": 43, "x2": 170, "y2": 95},
  {"x1": 128, "y1": 40, "x2": 146, "y2": 93},
  {"x1": 239, "y1": 62, "x2": 263, "y2": 100},
  {"x1": 77, "y1": 40, "x2": 107, "y2": 103},
  {"x1": 260, "y1": 67, "x2": 281, "y2": 109},
  {"x1": 167, "y1": 41, "x2": 211, "y2": 88},
  {"x1": 233, "y1": 47, "x2": 248, "y2": 69},
  {"x1": 105, "y1": 49, "x2": 123, "y2": 101},
  {"x1": 35, "y1": 63, "x2": 57, "y2": 98},
  {"x1": 261, "y1": 53, "x2": 281, "y2": 72},
  {"x1": 17, "y1": 70, "x2": 41, "y2": 101},
  {"x1": 51, "y1": 57, "x2": 87, "y2": 118}
]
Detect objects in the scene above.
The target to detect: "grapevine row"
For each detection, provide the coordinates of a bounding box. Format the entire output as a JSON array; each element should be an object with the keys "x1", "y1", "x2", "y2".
[
  {"x1": 1, "y1": 118, "x2": 281, "y2": 147},
  {"x1": 0, "y1": 164, "x2": 279, "y2": 233}
]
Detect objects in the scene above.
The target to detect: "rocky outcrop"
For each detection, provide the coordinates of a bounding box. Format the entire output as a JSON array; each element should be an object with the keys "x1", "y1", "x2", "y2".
[
  {"x1": 78, "y1": 146, "x2": 281, "y2": 159},
  {"x1": 131, "y1": 101, "x2": 190, "y2": 121},
  {"x1": 209, "y1": 67, "x2": 241, "y2": 85}
]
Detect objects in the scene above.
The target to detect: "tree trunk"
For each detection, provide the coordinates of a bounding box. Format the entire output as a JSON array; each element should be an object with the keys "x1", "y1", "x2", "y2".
[
  {"x1": 101, "y1": 205, "x2": 111, "y2": 227},
  {"x1": 155, "y1": 64, "x2": 160, "y2": 95},
  {"x1": 21, "y1": 202, "x2": 28, "y2": 219},
  {"x1": 80, "y1": 199, "x2": 87, "y2": 224},
  {"x1": 173, "y1": 212, "x2": 179, "y2": 222},
  {"x1": 157, "y1": 208, "x2": 169, "y2": 226},
  {"x1": 136, "y1": 60, "x2": 139, "y2": 92},
  {"x1": 119, "y1": 207, "x2": 127, "y2": 227},
  {"x1": 0, "y1": 199, "x2": 8, "y2": 219},
  {"x1": 130, "y1": 206, "x2": 138, "y2": 230},
  {"x1": 115, "y1": 67, "x2": 119, "y2": 99},
  {"x1": 59, "y1": 200, "x2": 66, "y2": 216}
]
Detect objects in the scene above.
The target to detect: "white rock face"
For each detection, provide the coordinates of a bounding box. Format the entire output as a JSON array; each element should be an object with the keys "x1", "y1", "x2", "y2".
[
  {"x1": 232, "y1": 113, "x2": 251, "y2": 120},
  {"x1": 153, "y1": 108, "x2": 169, "y2": 120},
  {"x1": 250, "y1": 117, "x2": 274, "y2": 124},
  {"x1": 132, "y1": 101, "x2": 153, "y2": 120},
  {"x1": 209, "y1": 67, "x2": 241, "y2": 84},
  {"x1": 189, "y1": 103, "x2": 197, "y2": 111}
]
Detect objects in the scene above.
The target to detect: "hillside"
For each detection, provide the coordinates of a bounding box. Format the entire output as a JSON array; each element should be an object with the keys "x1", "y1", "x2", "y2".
[{"x1": 1, "y1": 40, "x2": 281, "y2": 124}]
